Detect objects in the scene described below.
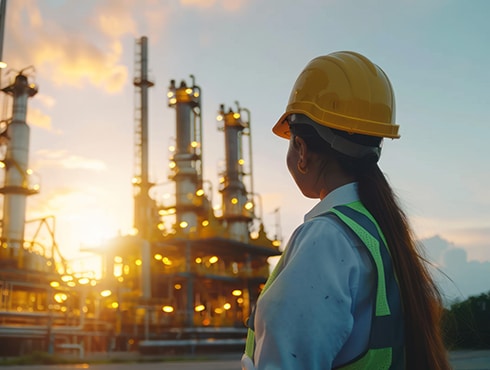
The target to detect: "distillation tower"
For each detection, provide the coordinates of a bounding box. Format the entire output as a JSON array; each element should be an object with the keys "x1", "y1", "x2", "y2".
[
  {"x1": 166, "y1": 76, "x2": 203, "y2": 235},
  {"x1": 0, "y1": 72, "x2": 38, "y2": 255},
  {"x1": 217, "y1": 104, "x2": 254, "y2": 242}
]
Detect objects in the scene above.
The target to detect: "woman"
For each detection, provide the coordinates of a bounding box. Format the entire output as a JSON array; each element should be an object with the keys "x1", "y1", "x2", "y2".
[{"x1": 242, "y1": 51, "x2": 450, "y2": 369}]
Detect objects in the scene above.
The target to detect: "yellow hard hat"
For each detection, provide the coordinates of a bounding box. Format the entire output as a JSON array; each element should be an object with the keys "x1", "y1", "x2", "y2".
[{"x1": 273, "y1": 51, "x2": 399, "y2": 140}]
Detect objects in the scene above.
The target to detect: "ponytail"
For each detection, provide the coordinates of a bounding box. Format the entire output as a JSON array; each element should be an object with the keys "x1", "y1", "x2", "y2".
[{"x1": 355, "y1": 163, "x2": 450, "y2": 369}]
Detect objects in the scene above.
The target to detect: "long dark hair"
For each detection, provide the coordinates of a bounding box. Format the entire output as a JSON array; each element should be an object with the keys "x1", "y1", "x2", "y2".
[{"x1": 290, "y1": 123, "x2": 451, "y2": 369}]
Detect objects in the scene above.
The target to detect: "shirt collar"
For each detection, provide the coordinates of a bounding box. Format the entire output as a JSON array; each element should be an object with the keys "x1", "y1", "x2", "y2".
[{"x1": 304, "y1": 182, "x2": 360, "y2": 221}]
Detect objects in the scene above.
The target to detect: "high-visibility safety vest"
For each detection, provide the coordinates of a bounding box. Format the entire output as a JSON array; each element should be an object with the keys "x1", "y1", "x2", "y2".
[{"x1": 245, "y1": 201, "x2": 405, "y2": 369}]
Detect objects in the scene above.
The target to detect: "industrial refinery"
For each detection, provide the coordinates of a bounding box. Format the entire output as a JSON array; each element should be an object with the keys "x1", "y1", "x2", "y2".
[{"x1": 0, "y1": 34, "x2": 281, "y2": 357}]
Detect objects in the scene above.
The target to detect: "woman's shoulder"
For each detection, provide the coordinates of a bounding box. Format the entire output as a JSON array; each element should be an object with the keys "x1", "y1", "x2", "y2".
[
  {"x1": 285, "y1": 213, "x2": 363, "y2": 261},
  {"x1": 296, "y1": 212, "x2": 355, "y2": 241}
]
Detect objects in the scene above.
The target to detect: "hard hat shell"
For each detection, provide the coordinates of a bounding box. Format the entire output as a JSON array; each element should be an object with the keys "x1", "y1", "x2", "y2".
[{"x1": 273, "y1": 51, "x2": 400, "y2": 139}]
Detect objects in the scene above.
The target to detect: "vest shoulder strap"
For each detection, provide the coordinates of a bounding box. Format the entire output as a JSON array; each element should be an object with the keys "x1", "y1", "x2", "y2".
[{"x1": 331, "y1": 201, "x2": 405, "y2": 370}]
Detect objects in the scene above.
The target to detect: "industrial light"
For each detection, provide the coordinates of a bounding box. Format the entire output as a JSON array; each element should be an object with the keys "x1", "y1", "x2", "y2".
[
  {"x1": 162, "y1": 305, "x2": 174, "y2": 313},
  {"x1": 174, "y1": 283, "x2": 182, "y2": 290},
  {"x1": 179, "y1": 221, "x2": 188, "y2": 229},
  {"x1": 223, "y1": 303, "x2": 231, "y2": 310},
  {"x1": 232, "y1": 289, "x2": 242, "y2": 297},
  {"x1": 272, "y1": 240, "x2": 281, "y2": 247},
  {"x1": 154, "y1": 253, "x2": 163, "y2": 261},
  {"x1": 168, "y1": 145, "x2": 175, "y2": 152},
  {"x1": 162, "y1": 257, "x2": 172, "y2": 265},
  {"x1": 196, "y1": 189, "x2": 204, "y2": 196},
  {"x1": 216, "y1": 115, "x2": 223, "y2": 121},
  {"x1": 244, "y1": 202, "x2": 254, "y2": 210},
  {"x1": 231, "y1": 198, "x2": 238, "y2": 204},
  {"x1": 54, "y1": 293, "x2": 68, "y2": 303},
  {"x1": 111, "y1": 302, "x2": 119, "y2": 309},
  {"x1": 195, "y1": 304, "x2": 205, "y2": 312},
  {"x1": 114, "y1": 256, "x2": 123, "y2": 263},
  {"x1": 201, "y1": 220, "x2": 209, "y2": 227},
  {"x1": 100, "y1": 290, "x2": 112, "y2": 297},
  {"x1": 49, "y1": 281, "x2": 60, "y2": 288},
  {"x1": 209, "y1": 256, "x2": 219, "y2": 264},
  {"x1": 167, "y1": 91, "x2": 174, "y2": 98},
  {"x1": 135, "y1": 259, "x2": 142, "y2": 266},
  {"x1": 238, "y1": 159, "x2": 245, "y2": 165},
  {"x1": 0, "y1": 61, "x2": 7, "y2": 69},
  {"x1": 233, "y1": 113, "x2": 241, "y2": 119},
  {"x1": 78, "y1": 277, "x2": 90, "y2": 285},
  {"x1": 191, "y1": 141, "x2": 199, "y2": 148},
  {"x1": 185, "y1": 88, "x2": 193, "y2": 94}
]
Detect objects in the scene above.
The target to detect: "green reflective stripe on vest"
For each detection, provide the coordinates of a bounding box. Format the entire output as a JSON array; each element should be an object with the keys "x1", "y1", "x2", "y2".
[
  {"x1": 339, "y1": 348, "x2": 392, "y2": 370},
  {"x1": 346, "y1": 201, "x2": 388, "y2": 248},
  {"x1": 245, "y1": 328, "x2": 254, "y2": 358},
  {"x1": 245, "y1": 254, "x2": 284, "y2": 358},
  {"x1": 330, "y1": 206, "x2": 390, "y2": 317}
]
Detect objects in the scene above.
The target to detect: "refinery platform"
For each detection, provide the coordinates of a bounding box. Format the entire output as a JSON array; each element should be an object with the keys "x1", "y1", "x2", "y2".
[{"x1": 0, "y1": 34, "x2": 280, "y2": 357}]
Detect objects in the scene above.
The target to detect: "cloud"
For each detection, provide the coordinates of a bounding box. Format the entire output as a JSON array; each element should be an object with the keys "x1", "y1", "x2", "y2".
[
  {"x1": 179, "y1": 0, "x2": 247, "y2": 12},
  {"x1": 44, "y1": 188, "x2": 87, "y2": 212},
  {"x1": 91, "y1": 2, "x2": 138, "y2": 39},
  {"x1": 180, "y1": 0, "x2": 217, "y2": 8},
  {"x1": 91, "y1": 0, "x2": 170, "y2": 39},
  {"x1": 3, "y1": 1, "x2": 176, "y2": 93},
  {"x1": 33, "y1": 149, "x2": 107, "y2": 171},
  {"x1": 34, "y1": 93, "x2": 56, "y2": 109},
  {"x1": 5, "y1": 0, "x2": 129, "y2": 93},
  {"x1": 421, "y1": 235, "x2": 490, "y2": 304},
  {"x1": 26, "y1": 107, "x2": 53, "y2": 131}
]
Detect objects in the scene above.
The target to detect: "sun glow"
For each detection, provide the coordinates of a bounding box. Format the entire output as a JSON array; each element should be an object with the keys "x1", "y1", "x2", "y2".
[{"x1": 47, "y1": 194, "x2": 129, "y2": 276}]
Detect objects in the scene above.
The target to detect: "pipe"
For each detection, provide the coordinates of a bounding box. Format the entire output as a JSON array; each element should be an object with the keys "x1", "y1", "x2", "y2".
[{"x1": 0, "y1": 0, "x2": 7, "y2": 64}]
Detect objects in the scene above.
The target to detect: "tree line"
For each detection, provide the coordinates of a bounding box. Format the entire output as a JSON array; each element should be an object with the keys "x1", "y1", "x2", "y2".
[{"x1": 442, "y1": 291, "x2": 490, "y2": 349}]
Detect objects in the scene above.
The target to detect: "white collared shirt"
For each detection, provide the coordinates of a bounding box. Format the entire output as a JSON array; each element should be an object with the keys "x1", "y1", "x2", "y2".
[{"x1": 249, "y1": 183, "x2": 376, "y2": 370}]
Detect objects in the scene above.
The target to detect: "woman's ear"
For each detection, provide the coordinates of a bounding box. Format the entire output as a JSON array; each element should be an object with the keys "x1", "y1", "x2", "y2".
[{"x1": 295, "y1": 136, "x2": 309, "y2": 174}]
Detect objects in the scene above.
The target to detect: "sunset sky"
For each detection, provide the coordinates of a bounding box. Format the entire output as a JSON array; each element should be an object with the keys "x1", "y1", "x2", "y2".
[{"x1": 1, "y1": 0, "x2": 489, "y2": 300}]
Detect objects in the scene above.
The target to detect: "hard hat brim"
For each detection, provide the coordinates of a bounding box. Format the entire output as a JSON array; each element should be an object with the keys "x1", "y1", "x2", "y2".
[{"x1": 273, "y1": 103, "x2": 400, "y2": 140}]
